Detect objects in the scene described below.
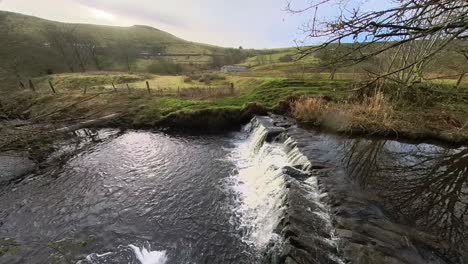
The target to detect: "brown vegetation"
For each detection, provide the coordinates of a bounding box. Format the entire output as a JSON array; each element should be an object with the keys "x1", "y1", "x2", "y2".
[{"x1": 292, "y1": 91, "x2": 468, "y2": 143}]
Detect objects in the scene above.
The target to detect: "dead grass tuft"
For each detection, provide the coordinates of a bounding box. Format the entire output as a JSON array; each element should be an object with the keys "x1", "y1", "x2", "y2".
[
  {"x1": 292, "y1": 97, "x2": 329, "y2": 124},
  {"x1": 293, "y1": 92, "x2": 394, "y2": 130}
]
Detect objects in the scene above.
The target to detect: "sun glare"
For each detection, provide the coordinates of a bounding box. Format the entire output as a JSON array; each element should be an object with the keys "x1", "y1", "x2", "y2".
[{"x1": 92, "y1": 8, "x2": 115, "y2": 20}]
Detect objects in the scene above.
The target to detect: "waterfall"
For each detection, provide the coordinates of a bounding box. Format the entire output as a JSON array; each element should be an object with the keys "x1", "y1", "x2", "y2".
[
  {"x1": 228, "y1": 121, "x2": 288, "y2": 248},
  {"x1": 228, "y1": 116, "x2": 342, "y2": 263}
]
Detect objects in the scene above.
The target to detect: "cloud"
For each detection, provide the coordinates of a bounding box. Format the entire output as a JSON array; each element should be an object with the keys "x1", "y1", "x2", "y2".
[
  {"x1": 0, "y1": 0, "x2": 394, "y2": 48},
  {"x1": 73, "y1": 0, "x2": 189, "y2": 28}
]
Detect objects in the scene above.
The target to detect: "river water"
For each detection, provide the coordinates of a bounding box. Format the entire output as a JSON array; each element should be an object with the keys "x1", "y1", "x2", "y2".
[{"x1": 0, "y1": 118, "x2": 466, "y2": 264}]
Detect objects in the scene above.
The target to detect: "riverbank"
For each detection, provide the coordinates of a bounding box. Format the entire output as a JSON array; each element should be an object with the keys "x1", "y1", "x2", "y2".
[
  {"x1": 1, "y1": 78, "x2": 467, "y2": 166},
  {"x1": 293, "y1": 89, "x2": 468, "y2": 145}
]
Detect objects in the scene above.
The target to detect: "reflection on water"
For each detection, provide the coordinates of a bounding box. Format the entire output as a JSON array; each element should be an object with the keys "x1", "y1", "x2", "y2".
[
  {"x1": 0, "y1": 131, "x2": 259, "y2": 264},
  {"x1": 341, "y1": 139, "x2": 468, "y2": 260}
]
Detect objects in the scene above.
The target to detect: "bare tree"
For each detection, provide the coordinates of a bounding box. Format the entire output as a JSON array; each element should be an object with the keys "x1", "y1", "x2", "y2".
[
  {"x1": 454, "y1": 43, "x2": 468, "y2": 87},
  {"x1": 45, "y1": 25, "x2": 76, "y2": 73},
  {"x1": 65, "y1": 26, "x2": 89, "y2": 72},
  {"x1": 287, "y1": 0, "x2": 468, "y2": 88},
  {"x1": 86, "y1": 43, "x2": 102, "y2": 71}
]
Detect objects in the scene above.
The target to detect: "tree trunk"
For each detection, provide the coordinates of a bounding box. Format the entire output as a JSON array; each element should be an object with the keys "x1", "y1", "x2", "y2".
[
  {"x1": 330, "y1": 68, "x2": 337, "y2": 81},
  {"x1": 126, "y1": 55, "x2": 131, "y2": 72}
]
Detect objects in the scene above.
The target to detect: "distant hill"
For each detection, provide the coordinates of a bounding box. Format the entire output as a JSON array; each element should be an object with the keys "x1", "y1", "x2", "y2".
[
  {"x1": 240, "y1": 42, "x2": 468, "y2": 80},
  {"x1": 0, "y1": 11, "x2": 250, "y2": 85}
]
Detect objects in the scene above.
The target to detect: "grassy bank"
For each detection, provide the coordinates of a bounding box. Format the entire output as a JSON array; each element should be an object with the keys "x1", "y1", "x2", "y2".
[
  {"x1": 1, "y1": 72, "x2": 467, "y2": 163},
  {"x1": 293, "y1": 86, "x2": 468, "y2": 144}
]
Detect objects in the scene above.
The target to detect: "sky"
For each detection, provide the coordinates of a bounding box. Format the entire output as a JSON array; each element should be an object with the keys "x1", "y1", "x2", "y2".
[{"x1": 0, "y1": 0, "x2": 391, "y2": 49}]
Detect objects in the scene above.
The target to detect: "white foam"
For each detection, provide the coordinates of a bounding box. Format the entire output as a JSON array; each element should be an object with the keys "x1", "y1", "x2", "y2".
[
  {"x1": 129, "y1": 245, "x2": 168, "y2": 264},
  {"x1": 80, "y1": 245, "x2": 168, "y2": 264},
  {"x1": 228, "y1": 124, "x2": 289, "y2": 248}
]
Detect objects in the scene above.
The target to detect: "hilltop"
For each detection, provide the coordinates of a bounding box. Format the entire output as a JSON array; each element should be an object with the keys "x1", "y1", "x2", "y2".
[{"x1": 0, "y1": 11, "x2": 249, "y2": 86}]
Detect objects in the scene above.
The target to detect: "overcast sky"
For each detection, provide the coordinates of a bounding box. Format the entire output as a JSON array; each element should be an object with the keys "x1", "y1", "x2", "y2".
[{"x1": 0, "y1": 0, "x2": 391, "y2": 49}]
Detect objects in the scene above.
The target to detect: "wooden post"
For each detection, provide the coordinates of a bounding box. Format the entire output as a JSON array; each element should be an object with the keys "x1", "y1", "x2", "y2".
[
  {"x1": 28, "y1": 79, "x2": 36, "y2": 92},
  {"x1": 230, "y1": 82, "x2": 234, "y2": 95},
  {"x1": 456, "y1": 72, "x2": 466, "y2": 88},
  {"x1": 48, "y1": 80, "x2": 56, "y2": 94},
  {"x1": 83, "y1": 86, "x2": 88, "y2": 94},
  {"x1": 19, "y1": 81, "x2": 26, "y2": 90},
  {"x1": 112, "y1": 82, "x2": 117, "y2": 92},
  {"x1": 126, "y1": 83, "x2": 131, "y2": 93},
  {"x1": 146, "y1": 81, "x2": 151, "y2": 94}
]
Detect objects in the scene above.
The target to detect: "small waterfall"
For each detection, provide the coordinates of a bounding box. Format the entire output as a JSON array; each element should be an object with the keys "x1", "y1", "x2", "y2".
[
  {"x1": 228, "y1": 117, "x2": 342, "y2": 263},
  {"x1": 228, "y1": 121, "x2": 288, "y2": 248},
  {"x1": 284, "y1": 137, "x2": 312, "y2": 170}
]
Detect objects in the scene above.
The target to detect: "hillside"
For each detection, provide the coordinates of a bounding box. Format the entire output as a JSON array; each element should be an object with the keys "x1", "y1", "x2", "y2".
[{"x1": 0, "y1": 11, "x2": 249, "y2": 86}]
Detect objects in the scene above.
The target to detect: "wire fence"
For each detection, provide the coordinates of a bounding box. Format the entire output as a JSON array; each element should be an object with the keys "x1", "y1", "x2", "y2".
[{"x1": 18, "y1": 79, "x2": 238, "y2": 99}]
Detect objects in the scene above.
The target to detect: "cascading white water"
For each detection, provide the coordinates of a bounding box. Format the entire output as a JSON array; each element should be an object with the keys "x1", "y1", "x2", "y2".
[
  {"x1": 129, "y1": 245, "x2": 168, "y2": 264},
  {"x1": 227, "y1": 118, "x2": 342, "y2": 264},
  {"x1": 284, "y1": 137, "x2": 313, "y2": 170},
  {"x1": 227, "y1": 123, "x2": 288, "y2": 248}
]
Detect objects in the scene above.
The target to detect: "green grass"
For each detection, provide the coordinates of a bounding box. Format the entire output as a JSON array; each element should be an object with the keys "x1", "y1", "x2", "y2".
[
  {"x1": 0, "y1": 11, "x2": 249, "y2": 87},
  {"x1": 125, "y1": 78, "x2": 349, "y2": 126},
  {"x1": 31, "y1": 72, "x2": 151, "y2": 91}
]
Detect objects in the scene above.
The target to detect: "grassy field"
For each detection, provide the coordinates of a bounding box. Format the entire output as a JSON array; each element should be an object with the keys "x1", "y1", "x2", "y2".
[{"x1": 0, "y1": 11, "x2": 251, "y2": 86}]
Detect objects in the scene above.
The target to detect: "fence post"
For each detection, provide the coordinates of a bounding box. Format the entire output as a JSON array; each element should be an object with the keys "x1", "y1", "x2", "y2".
[
  {"x1": 112, "y1": 82, "x2": 117, "y2": 92},
  {"x1": 230, "y1": 82, "x2": 234, "y2": 95},
  {"x1": 126, "y1": 83, "x2": 131, "y2": 93},
  {"x1": 48, "y1": 80, "x2": 56, "y2": 94},
  {"x1": 28, "y1": 79, "x2": 36, "y2": 92},
  {"x1": 146, "y1": 81, "x2": 151, "y2": 94},
  {"x1": 19, "y1": 81, "x2": 26, "y2": 90}
]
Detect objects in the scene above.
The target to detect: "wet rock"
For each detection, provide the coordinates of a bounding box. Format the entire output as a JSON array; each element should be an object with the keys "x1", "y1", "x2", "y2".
[
  {"x1": 0, "y1": 152, "x2": 36, "y2": 184},
  {"x1": 280, "y1": 238, "x2": 340, "y2": 264},
  {"x1": 282, "y1": 166, "x2": 310, "y2": 181},
  {"x1": 265, "y1": 127, "x2": 286, "y2": 142}
]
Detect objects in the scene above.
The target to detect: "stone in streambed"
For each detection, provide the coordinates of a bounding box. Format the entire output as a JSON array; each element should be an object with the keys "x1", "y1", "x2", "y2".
[{"x1": 0, "y1": 152, "x2": 36, "y2": 184}]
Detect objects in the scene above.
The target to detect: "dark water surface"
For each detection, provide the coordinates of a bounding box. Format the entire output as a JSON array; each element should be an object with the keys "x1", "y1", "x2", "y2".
[
  {"x1": 304, "y1": 133, "x2": 468, "y2": 262},
  {"x1": 0, "y1": 125, "x2": 466, "y2": 263},
  {"x1": 0, "y1": 131, "x2": 259, "y2": 264}
]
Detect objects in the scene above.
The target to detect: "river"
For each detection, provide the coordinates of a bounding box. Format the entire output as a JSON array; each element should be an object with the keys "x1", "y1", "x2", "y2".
[{"x1": 0, "y1": 116, "x2": 466, "y2": 264}]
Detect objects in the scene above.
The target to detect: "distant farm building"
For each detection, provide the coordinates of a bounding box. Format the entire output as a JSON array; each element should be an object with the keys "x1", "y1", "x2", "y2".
[{"x1": 221, "y1": 65, "x2": 248, "y2": 73}]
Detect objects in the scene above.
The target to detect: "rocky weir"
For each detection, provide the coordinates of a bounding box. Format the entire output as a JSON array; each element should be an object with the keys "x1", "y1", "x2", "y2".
[{"x1": 247, "y1": 115, "x2": 466, "y2": 264}]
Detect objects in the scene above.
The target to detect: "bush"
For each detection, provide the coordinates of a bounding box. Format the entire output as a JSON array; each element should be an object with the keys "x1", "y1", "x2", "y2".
[
  {"x1": 279, "y1": 54, "x2": 293, "y2": 63},
  {"x1": 183, "y1": 76, "x2": 193, "y2": 83},
  {"x1": 185, "y1": 73, "x2": 226, "y2": 84},
  {"x1": 146, "y1": 60, "x2": 182, "y2": 75}
]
